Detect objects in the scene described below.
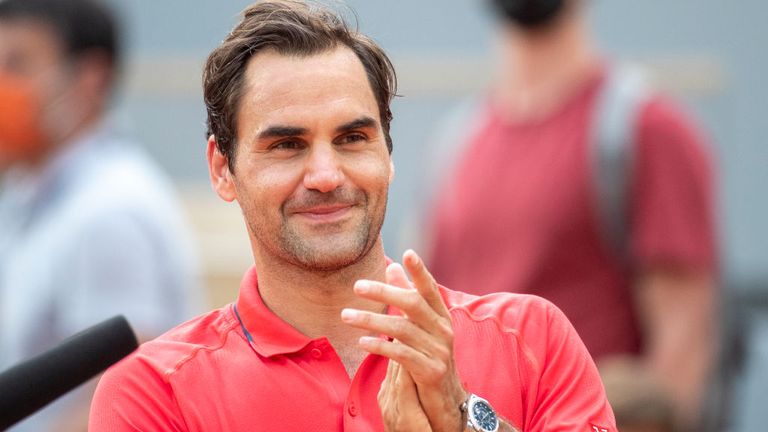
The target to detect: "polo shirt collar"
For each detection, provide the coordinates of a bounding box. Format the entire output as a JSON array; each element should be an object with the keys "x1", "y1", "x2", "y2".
[
  {"x1": 234, "y1": 259, "x2": 402, "y2": 358},
  {"x1": 235, "y1": 266, "x2": 313, "y2": 357}
]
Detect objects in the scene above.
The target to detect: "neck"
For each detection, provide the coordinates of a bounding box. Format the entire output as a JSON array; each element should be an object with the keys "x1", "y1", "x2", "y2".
[
  {"x1": 493, "y1": 12, "x2": 600, "y2": 121},
  {"x1": 54, "y1": 105, "x2": 102, "y2": 151},
  {"x1": 255, "y1": 240, "x2": 388, "y2": 347}
]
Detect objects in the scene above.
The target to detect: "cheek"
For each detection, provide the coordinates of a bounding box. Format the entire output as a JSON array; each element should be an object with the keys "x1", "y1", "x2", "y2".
[
  {"x1": 234, "y1": 166, "x2": 298, "y2": 212},
  {"x1": 347, "y1": 153, "x2": 393, "y2": 190}
]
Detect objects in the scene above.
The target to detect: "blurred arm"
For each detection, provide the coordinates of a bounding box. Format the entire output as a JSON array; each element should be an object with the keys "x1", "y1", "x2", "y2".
[{"x1": 636, "y1": 267, "x2": 717, "y2": 430}]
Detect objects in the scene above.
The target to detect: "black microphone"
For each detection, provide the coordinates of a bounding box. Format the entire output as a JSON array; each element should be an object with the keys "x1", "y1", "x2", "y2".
[{"x1": 0, "y1": 315, "x2": 138, "y2": 430}]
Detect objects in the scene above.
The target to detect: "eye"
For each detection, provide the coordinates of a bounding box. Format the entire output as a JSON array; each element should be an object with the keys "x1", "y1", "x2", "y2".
[
  {"x1": 270, "y1": 139, "x2": 305, "y2": 151},
  {"x1": 1, "y1": 51, "x2": 30, "y2": 76},
  {"x1": 335, "y1": 133, "x2": 367, "y2": 145}
]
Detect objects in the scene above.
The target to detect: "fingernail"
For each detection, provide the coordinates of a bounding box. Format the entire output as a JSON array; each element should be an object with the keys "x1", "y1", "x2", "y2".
[
  {"x1": 386, "y1": 263, "x2": 404, "y2": 274},
  {"x1": 359, "y1": 336, "x2": 377, "y2": 346},
  {"x1": 354, "y1": 280, "x2": 370, "y2": 293},
  {"x1": 405, "y1": 249, "x2": 420, "y2": 265},
  {"x1": 341, "y1": 309, "x2": 358, "y2": 321}
]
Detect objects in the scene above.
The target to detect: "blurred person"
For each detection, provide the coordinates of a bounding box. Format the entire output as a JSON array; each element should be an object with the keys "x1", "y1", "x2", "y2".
[
  {"x1": 89, "y1": 1, "x2": 617, "y2": 430},
  {"x1": 0, "y1": 0, "x2": 202, "y2": 430},
  {"x1": 599, "y1": 357, "x2": 675, "y2": 432},
  {"x1": 420, "y1": 0, "x2": 718, "y2": 430}
]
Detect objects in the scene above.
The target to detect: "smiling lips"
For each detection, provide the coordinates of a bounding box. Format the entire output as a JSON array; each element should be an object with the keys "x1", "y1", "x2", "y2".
[{"x1": 291, "y1": 204, "x2": 355, "y2": 222}]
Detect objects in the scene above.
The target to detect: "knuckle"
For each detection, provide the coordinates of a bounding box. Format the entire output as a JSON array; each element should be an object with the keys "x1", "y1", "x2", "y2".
[
  {"x1": 435, "y1": 362, "x2": 448, "y2": 377},
  {"x1": 393, "y1": 317, "x2": 410, "y2": 335},
  {"x1": 436, "y1": 317, "x2": 454, "y2": 340},
  {"x1": 403, "y1": 291, "x2": 421, "y2": 309},
  {"x1": 433, "y1": 344, "x2": 450, "y2": 362},
  {"x1": 358, "y1": 311, "x2": 373, "y2": 326},
  {"x1": 400, "y1": 346, "x2": 419, "y2": 364},
  {"x1": 424, "y1": 361, "x2": 447, "y2": 382},
  {"x1": 384, "y1": 418, "x2": 395, "y2": 431}
]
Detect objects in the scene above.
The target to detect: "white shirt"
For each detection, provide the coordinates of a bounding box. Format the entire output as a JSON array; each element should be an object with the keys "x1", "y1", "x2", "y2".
[{"x1": 0, "y1": 121, "x2": 203, "y2": 430}]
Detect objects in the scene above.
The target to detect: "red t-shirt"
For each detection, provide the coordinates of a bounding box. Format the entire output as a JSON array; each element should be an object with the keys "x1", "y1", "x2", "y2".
[
  {"x1": 427, "y1": 68, "x2": 716, "y2": 360},
  {"x1": 90, "y1": 267, "x2": 616, "y2": 431}
]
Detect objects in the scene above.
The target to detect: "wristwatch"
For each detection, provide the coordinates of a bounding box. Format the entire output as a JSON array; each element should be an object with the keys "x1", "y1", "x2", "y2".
[{"x1": 461, "y1": 393, "x2": 500, "y2": 432}]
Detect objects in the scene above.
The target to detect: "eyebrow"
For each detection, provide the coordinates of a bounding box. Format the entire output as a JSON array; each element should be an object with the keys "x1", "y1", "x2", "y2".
[
  {"x1": 255, "y1": 116, "x2": 378, "y2": 141},
  {"x1": 335, "y1": 116, "x2": 378, "y2": 134},
  {"x1": 257, "y1": 125, "x2": 309, "y2": 141}
]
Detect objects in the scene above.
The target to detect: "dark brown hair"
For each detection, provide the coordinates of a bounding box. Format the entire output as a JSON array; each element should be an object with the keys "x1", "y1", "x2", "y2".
[
  {"x1": 203, "y1": 0, "x2": 397, "y2": 167},
  {"x1": 0, "y1": 0, "x2": 121, "y2": 77}
]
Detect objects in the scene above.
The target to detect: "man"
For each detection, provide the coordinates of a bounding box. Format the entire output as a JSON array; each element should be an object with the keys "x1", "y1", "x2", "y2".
[
  {"x1": 423, "y1": 0, "x2": 717, "y2": 430},
  {"x1": 0, "y1": 0, "x2": 202, "y2": 430},
  {"x1": 90, "y1": 1, "x2": 616, "y2": 430}
]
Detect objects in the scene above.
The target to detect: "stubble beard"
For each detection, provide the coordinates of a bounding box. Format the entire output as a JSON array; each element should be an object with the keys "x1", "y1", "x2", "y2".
[{"x1": 250, "y1": 188, "x2": 388, "y2": 273}]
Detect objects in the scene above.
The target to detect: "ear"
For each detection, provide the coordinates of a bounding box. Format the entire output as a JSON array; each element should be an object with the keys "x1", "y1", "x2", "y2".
[
  {"x1": 206, "y1": 135, "x2": 237, "y2": 202},
  {"x1": 388, "y1": 160, "x2": 395, "y2": 183},
  {"x1": 71, "y1": 52, "x2": 112, "y2": 113}
]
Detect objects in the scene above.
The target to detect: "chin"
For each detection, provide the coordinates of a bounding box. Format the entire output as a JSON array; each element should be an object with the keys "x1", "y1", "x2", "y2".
[
  {"x1": 294, "y1": 253, "x2": 360, "y2": 273},
  {"x1": 281, "y1": 230, "x2": 376, "y2": 272}
]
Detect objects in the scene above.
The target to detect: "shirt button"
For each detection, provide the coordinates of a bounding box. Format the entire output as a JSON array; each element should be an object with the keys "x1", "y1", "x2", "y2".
[
  {"x1": 348, "y1": 402, "x2": 358, "y2": 417},
  {"x1": 310, "y1": 348, "x2": 322, "y2": 358}
]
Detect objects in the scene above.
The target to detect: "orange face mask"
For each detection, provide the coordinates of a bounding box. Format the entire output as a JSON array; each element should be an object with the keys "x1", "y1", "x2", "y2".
[{"x1": 0, "y1": 71, "x2": 48, "y2": 165}]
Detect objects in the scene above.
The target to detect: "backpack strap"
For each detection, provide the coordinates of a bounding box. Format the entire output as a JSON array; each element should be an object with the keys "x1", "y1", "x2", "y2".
[{"x1": 592, "y1": 64, "x2": 651, "y2": 260}]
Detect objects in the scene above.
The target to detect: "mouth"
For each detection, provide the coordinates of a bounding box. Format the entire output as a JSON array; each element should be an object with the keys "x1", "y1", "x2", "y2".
[{"x1": 291, "y1": 204, "x2": 355, "y2": 222}]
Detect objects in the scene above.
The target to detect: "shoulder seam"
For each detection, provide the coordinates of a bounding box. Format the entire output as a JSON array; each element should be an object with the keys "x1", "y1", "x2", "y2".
[{"x1": 162, "y1": 309, "x2": 241, "y2": 379}]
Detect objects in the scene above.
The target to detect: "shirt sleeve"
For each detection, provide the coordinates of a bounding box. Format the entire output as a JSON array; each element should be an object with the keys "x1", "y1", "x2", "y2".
[
  {"x1": 522, "y1": 299, "x2": 617, "y2": 431},
  {"x1": 89, "y1": 354, "x2": 187, "y2": 431},
  {"x1": 630, "y1": 96, "x2": 717, "y2": 271}
]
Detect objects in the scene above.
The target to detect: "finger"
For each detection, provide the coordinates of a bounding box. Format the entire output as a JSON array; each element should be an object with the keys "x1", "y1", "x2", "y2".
[
  {"x1": 394, "y1": 365, "x2": 420, "y2": 407},
  {"x1": 395, "y1": 363, "x2": 414, "y2": 390},
  {"x1": 342, "y1": 309, "x2": 447, "y2": 355},
  {"x1": 346, "y1": 284, "x2": 452, "y2": 341},
  {"x1": 372, "y1": 339, "x2": 466, "y2": 432},
  {"x1": 378, "y1": 356, "x2": 398, "y2": 407},
  {"x1": 359, "y1": 336, "x2": 449, "y2": 383},
  {"x1": 378, "y1": 357, "x2": 433, "y2": 432},
  {"x1": 385, "y1": 262, "x2": 411, "y2": 291},
  {"x1": 403, "y1": 249, "x2": 450, "y2": 319},
  {"x1": 378, "y1": 358, "x2": 397, "y2": 429},
  {"x1": 384, "y1": 264, "x2": 412, "y2": 320}
]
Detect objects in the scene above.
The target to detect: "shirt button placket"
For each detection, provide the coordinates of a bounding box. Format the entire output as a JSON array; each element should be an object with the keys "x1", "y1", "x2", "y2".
[{"x1": 347, "y1": 400, "x2": 358, "y2": 417}]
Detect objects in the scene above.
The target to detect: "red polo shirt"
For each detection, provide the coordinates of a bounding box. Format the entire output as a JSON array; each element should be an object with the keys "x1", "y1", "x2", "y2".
[{"x1": 90, "y1": 267, "x2": 616, "y2": 431}]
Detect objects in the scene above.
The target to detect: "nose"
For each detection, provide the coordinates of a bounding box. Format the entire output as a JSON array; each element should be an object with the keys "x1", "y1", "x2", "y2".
[{"x1": 303, "y1": 142, "x2": 344, "y2": 193}]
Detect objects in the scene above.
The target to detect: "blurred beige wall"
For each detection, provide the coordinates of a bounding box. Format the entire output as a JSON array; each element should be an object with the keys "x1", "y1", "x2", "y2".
[{"x1": 179, "y1": 185, "x2": 252, "y2": 309}]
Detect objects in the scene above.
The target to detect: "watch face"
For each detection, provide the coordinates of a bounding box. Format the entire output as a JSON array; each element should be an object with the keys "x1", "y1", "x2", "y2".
[{"x1": 471, "y1": 400, "x2": 499, "y2": 431}]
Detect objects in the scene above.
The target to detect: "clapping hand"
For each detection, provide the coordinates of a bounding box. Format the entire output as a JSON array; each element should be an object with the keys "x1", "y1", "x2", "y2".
[{"x1": 341, "y1": 250, "x2": 467, "y2": 431}]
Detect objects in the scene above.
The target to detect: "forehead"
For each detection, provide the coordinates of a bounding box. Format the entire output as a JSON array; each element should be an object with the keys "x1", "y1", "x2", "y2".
[
  {"x1": 0, "y1": 18, "x2": 63, "y2": 73},
  {"x1": 236, "y1": 46, "x2": 380, "y2": 135}
]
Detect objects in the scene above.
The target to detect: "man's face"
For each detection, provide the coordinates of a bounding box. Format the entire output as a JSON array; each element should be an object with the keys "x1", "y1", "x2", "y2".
[
  {"x1": 212, "y1": 46, "x2": 393, "y2": 272},
  {"x1": 0, "y1": 19, "x2": 75, "y2": 166},
  {"x1": 0, "y1": 18, "x2": 65, "y2": 87}
]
